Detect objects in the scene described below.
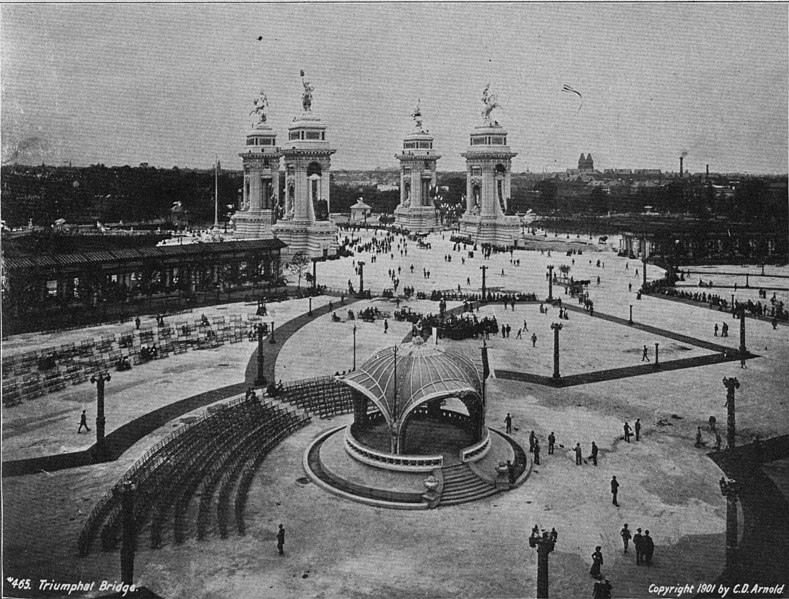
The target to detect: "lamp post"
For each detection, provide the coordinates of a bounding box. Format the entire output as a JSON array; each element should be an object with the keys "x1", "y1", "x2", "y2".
[
  {"x1": 551, "y1": 322, "x2": 562, "y2": 379},
  {"x1": 358, "y1": 261, "x2": 365, "y2": 296},
  {"x1": 529, "y1": 528, "x2": 556, "y2": 598},
  {"x1": 480, "y1": 265, "x2": 488, "y2": 302},
  {"x1": 628, "y1": 305, "x2": 633, "y2": 325},
  {"x1": 719, "y1": 477, "x2": 739, "y2": 574},
  {"x1": 90, "y1": 370, "x2": 111, "y2": 458},
  {"x1": 312, "y1": 258, "x2": 317, "y2": 293},
  {"x1": 269, "y1": 320, "x2": 276, "y2": 344},
  {"x1": 308, "y1": 296, "x2": 313, "y2": 317},
  {"x1": 723, "y1": 377, "x2": 740, "y2": 450},
  {"x1": 642, "y1": 257, "x2": 647, "y2": 288},
  {"x1": 547, "y1": 265, "x2": 554, "y2": 301},
  {"x1": 254, "y1": 323, "x2": 267, "y2": 385},
  {"x1": 119, "y1": 481, "x2": 136, "y2": 585},
  {"x1": 352, "y1": 325, "x2": 357, "y2": 371},
  {"x1": 654, "y1": 342, "x2": 659, "y2": 368},
  {"x1": 738, "y1": 306, "x2": 746, "y2": 363}
]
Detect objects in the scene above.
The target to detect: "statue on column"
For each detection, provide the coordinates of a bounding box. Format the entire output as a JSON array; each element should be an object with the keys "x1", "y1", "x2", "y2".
[
  {"x1": 300, "y1": 70, "x2": 314, "y2": 112},
  {"x1": 412, "y1": 99, "x2": 424, "y2": 132},
  {"x1": 250, "y1": 90, "x2": 269, "y2": 123},
  {"x1": 481, "y1": 83, "x2": 501, "y2": 125}
]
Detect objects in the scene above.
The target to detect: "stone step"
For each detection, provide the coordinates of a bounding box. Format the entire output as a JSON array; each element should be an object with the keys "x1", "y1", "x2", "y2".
[{"x1": 439, "y1": 463, "x2": 498, "y2": 506}]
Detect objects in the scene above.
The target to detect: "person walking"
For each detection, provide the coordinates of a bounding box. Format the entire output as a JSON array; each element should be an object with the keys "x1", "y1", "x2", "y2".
[
  {"x1": 135, "y1": 316, "x2": 141, "y2": 330},
  {"x1": 550, "y1": 528, "x2": 558, "y2": 543},
  {"x1": 276, "y1": 524, "x2": 285, "y2": 555},
  {"x1": 78, "y1": 409, "x2": 90, "y2": 434},
  {"x1": 635, "y1": 418, "x2": 641, "y2": 441},
  {"x1": 516, "y1": 329, "x2": 522, "y2": 339},
  {"x1": 590, "y1": 546, "x2": 604, "y2": 579},
  {"x1": 641, "y1": 345, "x2": 650, "y2": 361},
  {"x1": 533, "y1": 439, "x2": 541, "y2": 465},
  {"x1": 620, "y1": 523, "x2": 632, "y2": 553},
  {"x1": 611, "y1": 476, "x2": 620, "y2": 506},
  {"x1": 695, "y1": 426, "x2": 704, "y2": 448},
  {"x1": 623, "y1": 421, "x2": 632, "y2": 443},
  {"x1": 548, "y1": 432, "x2": 556, "y2": 455},
  {"x1": 531, "y1": 332, "x2": 537, "y2": 347},
  {"x1": 384, "y1": 319, "x2": 389, "y2": 334},
  {"x1": 633, "y1": 528, "x2": 644, "y2": 565},
  {"x1": 529, "y1": 431, "x2": 536, "y2": 453},
  {"x1": 575, "y1": 442, "x2": 583, "y2": 466},
  {"x1": 505, "y1": 413, "x2": 512, "y2": 434},
  {"x1": 591, "y1": 441, "x2": 599, "y2": 466},
  {"x1": 642, "y1": 530, "x2": 654, "y2": 565}
]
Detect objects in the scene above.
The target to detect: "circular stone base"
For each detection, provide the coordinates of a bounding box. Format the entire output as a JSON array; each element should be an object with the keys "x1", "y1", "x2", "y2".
[{"x1": 303, "y1": 425, "x2": 527, "y2": 509}]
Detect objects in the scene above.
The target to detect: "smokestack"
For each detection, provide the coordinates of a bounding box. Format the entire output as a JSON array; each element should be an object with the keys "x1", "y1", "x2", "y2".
[{"x1": 679, "y1": 156, "x2": 684, "y2": 178}]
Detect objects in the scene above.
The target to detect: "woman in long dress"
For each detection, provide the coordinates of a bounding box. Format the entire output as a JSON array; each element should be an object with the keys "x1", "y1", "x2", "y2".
[{"x1": 590, "y1": 546, "x2": 603, "y2": 579}]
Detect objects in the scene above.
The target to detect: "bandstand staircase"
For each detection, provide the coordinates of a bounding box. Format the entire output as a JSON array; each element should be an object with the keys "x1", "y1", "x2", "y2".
[{"x1": 440, "y1": 464, "x2": 498, "y2": 506}]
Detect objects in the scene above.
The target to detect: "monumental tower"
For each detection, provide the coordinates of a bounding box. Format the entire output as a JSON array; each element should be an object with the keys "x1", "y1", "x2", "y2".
[
  {"x1": 233, "y1": 90, "x2": 281, "y2": 239},
  {"x1": 393, "y1": 101, "x2": 441, "y2": 233},
  {"x1": 459, "y1": 84, "x2": 521, "y2": 246},
  {"x1": 272, "y1": 71, "x2": 338, "y2": 259}
]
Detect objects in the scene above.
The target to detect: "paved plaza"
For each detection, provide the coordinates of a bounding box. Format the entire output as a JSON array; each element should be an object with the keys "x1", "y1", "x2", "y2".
[{"x1": 3, "y1": 229, "x2": 788, "y2": 599}]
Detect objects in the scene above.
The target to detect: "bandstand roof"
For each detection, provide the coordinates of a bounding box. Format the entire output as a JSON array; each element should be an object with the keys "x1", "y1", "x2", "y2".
[{"x1": 342, "y1": 340, "x2": 483, "y2": 424}]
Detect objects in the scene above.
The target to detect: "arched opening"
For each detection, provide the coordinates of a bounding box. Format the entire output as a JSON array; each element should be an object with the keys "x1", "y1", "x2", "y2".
[{"x1": 495, "y1": 164, "x2": 507, "y2": 211}]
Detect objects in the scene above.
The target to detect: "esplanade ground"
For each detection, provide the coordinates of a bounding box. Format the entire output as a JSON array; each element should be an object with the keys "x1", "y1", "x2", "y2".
[{"x1": 3, "y1": 230, "x2": 788, "y2": 599}]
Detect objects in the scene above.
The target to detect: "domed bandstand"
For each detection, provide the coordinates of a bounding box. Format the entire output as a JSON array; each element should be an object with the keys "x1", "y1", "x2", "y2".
[{"x1": 304, "y1": 339, "x2": 529, "y2": 508}]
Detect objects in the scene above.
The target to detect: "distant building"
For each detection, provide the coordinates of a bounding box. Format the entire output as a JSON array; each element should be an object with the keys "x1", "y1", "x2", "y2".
[{"x1": 578, "y1": 153, "x2": 594, "y2": 172}]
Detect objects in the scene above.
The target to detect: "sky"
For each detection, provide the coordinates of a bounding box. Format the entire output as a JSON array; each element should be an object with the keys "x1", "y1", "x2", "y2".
[{"x1": 2, "y1": 3, "x2": 787, "y2": 174}]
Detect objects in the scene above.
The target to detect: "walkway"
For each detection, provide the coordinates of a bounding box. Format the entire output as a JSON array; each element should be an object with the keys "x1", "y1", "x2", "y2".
[{"x1": 495, "y1": 302, "x2": 756, "y2": 388}]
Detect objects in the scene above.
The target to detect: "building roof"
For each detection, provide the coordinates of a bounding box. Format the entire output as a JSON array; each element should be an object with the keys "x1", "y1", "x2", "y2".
[
  {"x1": 342, "y1": 340, "x2": 483, "y2": 427},
  {"x1": 3, "y1": 238, "x2": 286, "y2": 271}
]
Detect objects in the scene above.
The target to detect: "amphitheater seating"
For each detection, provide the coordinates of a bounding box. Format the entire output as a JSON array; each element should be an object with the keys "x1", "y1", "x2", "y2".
[
  {"x1": 279, "y1": 376, "x2": 354, "y2": 419},
  {"x1": 4, "y1": 312, "x2": 253, "y2": 407},
  {"x1": 78, "y1": 395, "x2": 310, "y2": 556}
]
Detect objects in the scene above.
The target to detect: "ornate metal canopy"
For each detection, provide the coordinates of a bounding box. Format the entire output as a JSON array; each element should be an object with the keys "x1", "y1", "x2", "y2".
[{"x1": 342, "y1": 340, "x2": 483, "y2": 427}]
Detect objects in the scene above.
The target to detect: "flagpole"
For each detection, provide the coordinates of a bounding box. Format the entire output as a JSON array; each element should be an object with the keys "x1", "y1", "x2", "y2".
[{"x1": 213, "y1": 155, "x2": 219, "y2": 230}]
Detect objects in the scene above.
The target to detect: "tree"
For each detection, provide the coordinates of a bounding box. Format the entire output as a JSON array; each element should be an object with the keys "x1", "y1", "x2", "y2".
[{"x1": 286, "y1": 252, "x2": 311, "y2": 289}]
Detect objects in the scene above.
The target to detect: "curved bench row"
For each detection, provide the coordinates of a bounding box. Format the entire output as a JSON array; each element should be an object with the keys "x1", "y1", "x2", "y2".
[{"x1": 78, "y1": 396, "x2": 308, "y2": 556}]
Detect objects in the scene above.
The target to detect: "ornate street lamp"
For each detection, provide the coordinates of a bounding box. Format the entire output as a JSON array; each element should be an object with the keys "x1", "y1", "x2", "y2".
[
  {"x1": 719, "y1": 477, "x2": 739, "y2": 574},
  {"x1": 529, "y1": 528, "x2": 556, "y2": 598},
  {"x1": 352, "y1": 324, "x2": 357, "y2": 371},
  {"x1": 119, "y1": 481, "x2": 137, "y2": 585},
  {"x1": 547, "y1": 265, "x2": 554, "y2": 301},
  {"x1": 723, "y1": 377, "x2": 740, "y2": 449},
  {"x1": 90, "y1": 370, "x2": 111, "y2": 458},
  {"x1": 253, "y1": 323, "x2": 267, "y2": 385},
  {"x1": 480, "y1": 265, "x2": 488, "y2": 302},
  {"x1": 551, "y1": 323, "x2": 563, "y2": 379}
]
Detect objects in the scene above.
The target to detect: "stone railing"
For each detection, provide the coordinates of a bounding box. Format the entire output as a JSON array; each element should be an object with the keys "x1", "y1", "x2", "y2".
[
  {"x1": 461, "y1": 428, "x2": 491, "y2": 463},
  {"x1": 344, "y1": 427, "x2": 443, "y2": 472}
]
